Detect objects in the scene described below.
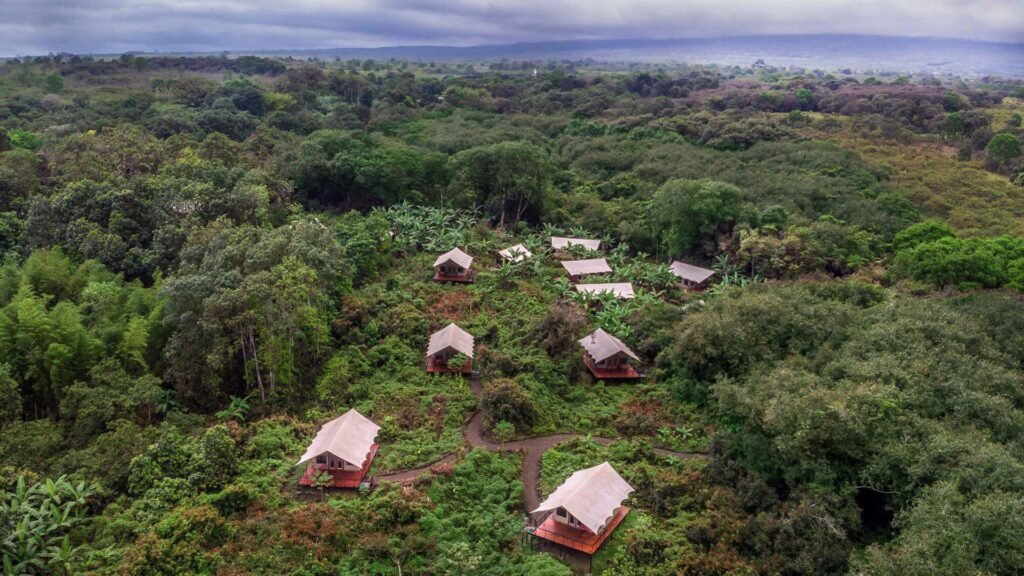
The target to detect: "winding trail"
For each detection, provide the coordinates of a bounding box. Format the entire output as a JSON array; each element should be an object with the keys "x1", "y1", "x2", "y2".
[{"x1": 375, "y1": 375, "x2": 707, "y2": 512}]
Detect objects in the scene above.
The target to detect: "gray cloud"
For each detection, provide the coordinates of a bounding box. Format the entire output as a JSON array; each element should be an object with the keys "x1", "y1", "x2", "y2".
[{"x1": 0, "y1": 0, "x2": 1021, "y2": 56}]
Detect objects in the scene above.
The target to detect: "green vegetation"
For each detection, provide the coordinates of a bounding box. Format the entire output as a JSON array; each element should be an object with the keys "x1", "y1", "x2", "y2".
[{"x1": 1, "y1": 53, "x2": 1023, "y2": 574}]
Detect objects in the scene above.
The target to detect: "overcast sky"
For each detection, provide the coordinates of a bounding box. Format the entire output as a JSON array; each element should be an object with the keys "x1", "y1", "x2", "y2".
[{"x1": 0, "y1": 0, "x2": 1021, "y2": 56}]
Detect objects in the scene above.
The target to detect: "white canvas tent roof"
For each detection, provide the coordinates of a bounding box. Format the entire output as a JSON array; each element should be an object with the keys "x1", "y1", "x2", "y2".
[
  {"x1": 297, "y1": 409, "x2": 381, "y2": 467},
  {"x1": 433, "y1": 247, "x2": 473, "y2": 269},
  {"x1": 579, "y1": 328, "x2": 639, "y2": 363},
  {"x1": 499, "y1": 244, "x2": 532, "y2": 263},
  {"x1": 426, "y1": 323, "x2": 474, "y2": 358},
  {"x1": 575, "y1": 283, "x2": 635, "y2": 299},
  {"x1": 532, "y1": 462, "x2": 634, "y2": 534},
  {"x1": 562, "y1": 258, "x2": 612, "y2": 277},
  {"x1": 551, "y1": 237, "x2": 601, "y2": 251},
  {"x1": 670, "y1": 261, "x2": 715, "y2": 284}
]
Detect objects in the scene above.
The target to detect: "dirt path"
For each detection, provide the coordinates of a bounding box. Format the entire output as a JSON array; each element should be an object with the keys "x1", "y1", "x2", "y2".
[{"x1": 376, "y1": 373, "x2": 707, "y2": 513}]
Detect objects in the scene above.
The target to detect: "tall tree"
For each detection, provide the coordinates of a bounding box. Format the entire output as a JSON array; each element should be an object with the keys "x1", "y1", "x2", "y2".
[
  {"x1": 448, "y1": 141, "x2": 554, "y2": 231},
  {"x1": 648, "y1": 178, "x2": 742, "y2": 259}
]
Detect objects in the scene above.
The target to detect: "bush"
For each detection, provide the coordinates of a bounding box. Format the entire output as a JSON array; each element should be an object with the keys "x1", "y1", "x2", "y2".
[
  {"x1": 187, "y1": 425, "x2": 239, "y2": 492},
  {"x1": 492, "y1": 420, "x2": 515, "y2": 442},
  {"x1": 481, "y1": 378, "x2": 537, "y2": 432},
  {"x1": 891, "y1": 234, "x2": 1024, "y2": 289},
  {"x1": 0, "y1": 475, "x2": 96, "y2": 575},
  {"x1": 892, "y1": 220, "x2": 956, "y2": 252}
]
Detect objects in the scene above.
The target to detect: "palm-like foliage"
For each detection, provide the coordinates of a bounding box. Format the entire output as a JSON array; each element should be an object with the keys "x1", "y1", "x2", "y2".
[
  {"x1": 705, "y1": 253, "x2": 760, "y2": 296},
  {"x1": 606, "y1": 243, "x2": 629, "y2": 271},
  {"x1": 495, "y1": 262, "x2": 519, "y2": 288},
  {"x1": 1, "y1": 476, "x2": 96, "y2": 575},
  {"x1": 551, "y1": 276, "x2": 574, "y2": 299},
  {"x1": 382, "y1": 203, "x2": 483, "y2": 254},
  {"x1": 541, "y1": 223, "x2": 564, "y2": 238},
  {"x1": 215, "y1": 395, "x2": 251, "y2": 422}
]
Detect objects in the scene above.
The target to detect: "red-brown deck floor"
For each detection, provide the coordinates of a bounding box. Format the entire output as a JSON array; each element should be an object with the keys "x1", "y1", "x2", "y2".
[
  {"x1": 583, "y1": 355, "x2": 643, "y2": 380},
  {"x1": 298, "y1": 444, "x2": 378, "y2": 489},
  {"x1": 426, "y1": 356, "x2": 473, "y2": 374},
  {"x1": 533, "y1": 506, "x2": 630, "y2": 555},
  {"x1": 432, "y1": 271, "x2": 475, "y2": 283}
]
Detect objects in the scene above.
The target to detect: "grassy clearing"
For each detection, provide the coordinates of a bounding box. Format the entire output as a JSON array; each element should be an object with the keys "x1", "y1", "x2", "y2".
[{"x1": 802, "y1": 121, "x2": 1024, "y2": 236}]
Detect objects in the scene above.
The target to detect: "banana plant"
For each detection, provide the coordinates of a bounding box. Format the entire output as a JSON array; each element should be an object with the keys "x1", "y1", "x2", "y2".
[
  {"x1": 1, "y1": 476, "x2": 95, "y2": 575},
  {"x1": 542, "y1": 223, "x2": 564, "y2": 238},
  {"x1": 551, "y1": 276, "x2": 574, "y2": 298}
]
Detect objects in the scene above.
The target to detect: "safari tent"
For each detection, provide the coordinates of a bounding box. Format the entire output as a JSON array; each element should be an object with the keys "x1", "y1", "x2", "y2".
[
  {"x1": 433, "y1": 248, "x2": 475, "y2": 283},
  {"x1": 579, "y1": 328, "x2": 642, "y2": 379},
  {"x1": 550, "y1": 236, "x2": 601, "y2": 251},
  {"x1": 561, "y1": 258, "x2": 612, "y2": 282},
  {"x1": 574, "y1": 282, "x2": 635, "y2": 299},
  {"x1": 530, "y1": 462, "x2": 634, "y2": 554},
  {"x1": 426, "y1": 322, "x2": 475, "y2": 374},
  {"x1": 669, "y1": 261, "x2": 715, "y2": 290},
  {"x1": 297, "y1": 409, "x2": 381, "y2": 489}
]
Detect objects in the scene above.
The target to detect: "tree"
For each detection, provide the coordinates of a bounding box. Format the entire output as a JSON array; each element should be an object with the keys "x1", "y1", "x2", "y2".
[
  {"x1": 0, "y1": 363, "x2": 20, "y2": 425},
  {"x1": 987, "y1": 133, "x2": 1022, "y2": 171},
  {"x1": 291, "y1": 130, "x2": 440, "y2": 209},
  {"x1": 648, "y1": 178, "x2": 742, "y2": 258},
  {"x1": 161, "y1": 219, "x2": 343, "y2": 408},
  {"x1": 0, "y1": 284, "x2": 98, "y2": 417},
  {"x1": 794, "y1": 88, "x2": 814, "y2": 110},
  {"x1": 530, "y1": 302, "x2": 589, "y2": 357},
  {"x1": 892, "y1": 220, "x2": 957, "y2": 252},
  {"x1": 60, "y1": 359, "x2": 163, "y2": 443},
  {"x1": 941, "y1": 112, "x2": 965, "y2": 140},
  {"x1": 942, "y1": 91, "x2": 964, "y2": 112},
  {"x1": 43, "y1": 73, "x2": 64, "y2": 94},
  {"x1": 39, "y1": 94, "x2": 63, "y2": 111},
  {"x1": 448, "y1": 141, "x2": 554, "y2": 231},
  {"x1": 51, "y1": 125, "x2": 164, "y2": 182}
]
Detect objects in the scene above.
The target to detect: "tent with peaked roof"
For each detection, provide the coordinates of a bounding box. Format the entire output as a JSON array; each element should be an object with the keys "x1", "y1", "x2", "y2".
[
  {"x1": 551, "y1": 237, "x2": 601, "y2": 251},
  {"x1": 562, "y1": 258, "x2": 612, "y2": 280},
  {"x1": 578, "y1": 327, "x2": 643, "y2": 379},
  {"x1": 499, "y1": 244, "x2": 532, "y2": 263},
  {"x1": 297, "y1": 409, "x2": 381, "y2": 470},
  {"x1": 433, "y1": 248, "x2": 474, "y2": 281},
  {"x1": 580, "y1": 328, "x2": 639, "y2": 364},
  {"x1": 532, "y1": 462, "x2": 634, "y2": 534},
  {"x1": 426, "y1": 323, "x2": 475, "y2": 373},
  {"x1": 426, "y1": 323, "x2": 474, "y2": 359},
  {"x1": 575, "y1": 283, "x2": 635, "y2": 299},
  {"x1": 670, "y1": 261, "x2": 715, "y2": 289}
]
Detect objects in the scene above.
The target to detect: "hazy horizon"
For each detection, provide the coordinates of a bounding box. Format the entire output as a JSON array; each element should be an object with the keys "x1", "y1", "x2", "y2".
[{"x1": 1, "y1": 0, "x2": 1022, "y2": 57}]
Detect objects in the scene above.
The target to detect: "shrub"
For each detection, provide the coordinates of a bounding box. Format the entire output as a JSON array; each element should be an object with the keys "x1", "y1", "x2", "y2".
[
  {"x1": 187, "y1": 425, "x2": 239, "y2": 492},
  {"x1": 480, "y1": 378, "x2": 537, "y2": 431},
  {"x1": 0, "y1": 475, "x2": 96, "y2": 575},
  {"x1": 492, "y1": 420, "x2": 515, "y2": 442}
]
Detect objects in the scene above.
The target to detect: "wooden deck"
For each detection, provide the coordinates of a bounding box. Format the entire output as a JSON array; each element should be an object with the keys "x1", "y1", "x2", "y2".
[
  {"x1": 426, "y1": 356, "x2": 473, "y2": 375},
  {"x1": 583, "y1": 355, "x2": 643, "y2": 380},
  {"x1": 298, "y1": 444, "x2": 378, "y2": 489},
  {"x1": 532, "y1": 506, "x2": 630, "y2": 555},
  {"x1": 432, "y1": 270, "x2": 476, "y2": 283}
]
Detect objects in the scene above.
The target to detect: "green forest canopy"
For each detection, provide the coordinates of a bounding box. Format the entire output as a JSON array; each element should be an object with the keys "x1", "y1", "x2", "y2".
[{"x1": 1, "y1": 54, "x2": 1023, "y2": 575}]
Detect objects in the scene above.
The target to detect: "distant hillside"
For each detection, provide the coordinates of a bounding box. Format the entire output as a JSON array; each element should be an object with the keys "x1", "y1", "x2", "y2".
[{"x1": 248, "y1": 34, "x2": 1024, "y2": 77}]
